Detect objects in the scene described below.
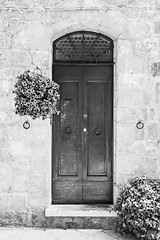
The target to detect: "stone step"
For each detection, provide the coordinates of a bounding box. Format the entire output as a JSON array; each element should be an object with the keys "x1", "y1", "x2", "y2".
[{"x1": 45, "y1": 205, "x2": 117, "y2": 229}]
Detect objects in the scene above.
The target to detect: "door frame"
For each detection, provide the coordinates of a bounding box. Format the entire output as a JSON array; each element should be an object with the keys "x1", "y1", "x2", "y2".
[
  {"x1": 51, "y1": 62, "x2": 114, "y2": 204},
  {"x1": 49, "y1": 31, "x2": 117, "y2": 206}
]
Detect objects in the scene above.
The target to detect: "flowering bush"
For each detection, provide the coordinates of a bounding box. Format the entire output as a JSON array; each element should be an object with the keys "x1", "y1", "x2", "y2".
[
  {"x1": 13, "y1": 69, "x2": 59, "y2": 120},
  {"x1": 115, "y1": 177, "x2": 160, "y2": 240}
]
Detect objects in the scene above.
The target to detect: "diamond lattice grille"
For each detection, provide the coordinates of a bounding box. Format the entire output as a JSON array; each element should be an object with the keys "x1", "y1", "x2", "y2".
[{"x1": 54, "y1": 31, "x2": 113, "y2": 63}]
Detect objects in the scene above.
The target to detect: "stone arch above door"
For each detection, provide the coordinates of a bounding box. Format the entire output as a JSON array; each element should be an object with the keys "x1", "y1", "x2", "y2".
[{"x1": 47, "y1": 8, "x2": 129, "y2": 42}]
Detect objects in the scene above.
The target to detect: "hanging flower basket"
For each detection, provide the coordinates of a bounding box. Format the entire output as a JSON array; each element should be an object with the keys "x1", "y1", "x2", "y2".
[{"x1": 13, "y1": 68, "x2": 60, "y2": 120}]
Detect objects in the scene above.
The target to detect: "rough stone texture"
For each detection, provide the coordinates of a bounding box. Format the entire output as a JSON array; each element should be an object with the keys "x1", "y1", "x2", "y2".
[
  {"x1": 0, "y1": 212, "x2": 117, "y2": 229},
  {"x1": 0, "y1": 0, "x2": 160, "y2": 227},
  {"x1": 151, "y1": 62, "x2": 160, "y2": 77}
]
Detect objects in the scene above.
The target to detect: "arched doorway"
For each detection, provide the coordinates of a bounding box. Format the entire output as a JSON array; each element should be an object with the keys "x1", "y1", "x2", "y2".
[{"x1": 52, "y1": 31, "x2": 114, "y2": 204}]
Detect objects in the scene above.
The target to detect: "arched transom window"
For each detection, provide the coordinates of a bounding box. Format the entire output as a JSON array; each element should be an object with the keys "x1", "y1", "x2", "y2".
[{"x1": 53, "y1": 31, "x2": 113, "y2": 63}]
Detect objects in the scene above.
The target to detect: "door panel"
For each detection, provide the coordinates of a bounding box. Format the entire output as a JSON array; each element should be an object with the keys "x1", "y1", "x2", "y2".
[
  {"x1": 87, "y1": 82, "x2": 106, "y2": 175},
  {"x1": 82, "y1": 66, "x2": 113, "y2": 203},
  {"x1": 52, "y1": 66, "x2": 83, "y2": 203},
  {"x1": 52, "y1": 65, "x2": 113, "y2": 203},
  {"x1": 59, "y1": 82, "x2": 78, "y2": 176}
]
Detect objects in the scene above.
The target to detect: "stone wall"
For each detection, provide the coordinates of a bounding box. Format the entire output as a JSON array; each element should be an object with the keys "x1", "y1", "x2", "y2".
[{"x1": 0, "y1": 0, "x2": 160, "y2": 226}]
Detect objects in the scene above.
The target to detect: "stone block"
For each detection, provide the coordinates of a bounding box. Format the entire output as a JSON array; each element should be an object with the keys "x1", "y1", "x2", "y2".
[
  {"x1": 135, "y1": 40, "x2": 157, "y2": 55},
  {"x1": 130, "y1": 155, "x2": 157, "y2": 177},
  {"x1": 0, "y1": 127, "x2": 6, "y2": 142},
  {"x1": 116, "y1": 174, "x2": 130, "y2": 186},
  {"x1": 98, "y1": 9, "x2": 129, "y2": 39},
  {"x1": 0, "y1": 163, "x2": 13, "y2": 193},
  {"x1": 118, "y1": 39, "x2": 134, "y2": 55},
  {"x1": 46, "y1": 216, "x2": 117, "y2": 229},
  {"x1": 29, "y1": 156, "x2": 49, "y2": 176},
  {"x1": 81, "y1": 10, "x2": 100, "y2": 30},
  {"x1": 148, "y1": 108, "x2": 155, "y2": 121},
  {"x1": 26, "y1": 175, "x2": 49, "y2": 207},
  {"x1": 117, "y1": 106, "x2": 147, "y2": 123},
  {"x1": 154, "y1": 21, "x2": 160, "y2": 34},
  {"x1": 9, "y1": 194, "x2": 27, "y2": 210},
  {"x1": 31, "y1": 208, "x2": 47, "y2": 227},
  {"x1": 128, "y1": 21, "x2": 151, "y2": 39},
  {"x1": 0, "y1": 67, "x2": 25, "y2": 82},
  {"x1": 8, "y1": 137, "x2": 32, "y2": 158},
  {"x1": 13, "y1": 173, "x2": 27, "y2": 192},
  {"x1": 116, "y1": 122, "x2": 135, "y2": 145},
  {"x1": 120, "y1": 5, "x2": 156, "y2": 20},
  {"x1": 13, "y1": 21, "x2": 50, "y2": 50},
  {"x1": 99, "y1": 0, "x2": 129, "y2": 6},
  {"x1": 0, "y1": 0, "x2": 16, "y2": 8},
  {"x1": 83, "y1": 0, "x2": 107, "y2": 8},
  {"x1": 156, "y1": 82, "x2": 160, "y2": 103},
  {"x1": 124, "y1": 54, "x2": 148, "y2": 74},
  {"x1": 28, "y1": 192, "x2": 48, "y2": 208},
  {"x1": 0, "y1": 80, "x2": 13, "y2": 95},
  {"x1": 28, "y1": 122, "x2": 51, "y2": 141},
  {"x1": 45, "y1": 11, "x2": 82, "y2": 36},
  {"x1": 15, "y1": 0, "x2": 44, "y2": 10},
  {"x1": 31, "y1": 51, "x2": 50, "y2": 73},
  {"x1": 0, "y1": 194, "x2": 10, "y2": 210},
  {"x1": 0, "y1": 95, "x2": 15, "y2": 111},
  {"x1": 0, "y1": 33, "x2": 11, "y2": 49},
  {"x1": 2, "y1": 10, "x2": 26, "y2": 38},
  {"x1": 7, "y1": 50, "x2": 31, "y2": 68},
  {"x1": 151, "y1": 62, "x2": 160, "y2": 77},
  {"x1": 144, "y1": 158, "x2": 157, "y2": 177},
  {"x1": 0, "y1": 144, "x2": 11, "y2": 160},
  {"x1": 0, "y1": 210, "x2": 32, "y2": 226},
  {"x1": 116, "y1": 155, "x2": 133, "y2": 174},
  {"x1": 0, "y1": 50, "x2": 8, "y2": 68},
  {"x1": 40, "y1": 11, "x2": 61, "y2": 27},
  {"x1": 45, "y1": 0, "x2": 82, "y2": 9},
  {"x1": 42, "y1": 0, "x2": 62, "y2": 9},
  {"x1": 117, "y1": 107, "x2": 132, "y2": 122},
  {"x1": 118, "y1": 83, "x2": 151, "y2": 107},
  {"x1": 117, "y1": 73, "x2": 147, "y2": 90},
  {"x1": 135, "y1": 128, "x2": 144, "y2": 141},
  {"x1": 117, "y1": 54, "x2": 125, "y2": 73},
  {"x1": 26, "y1": 175, "x2": 47, "y2": 195},
  {"x1": 22, "y1": 10, "x2": 44, "y2": 22},
  {"x1": 147, "y1": 123, "x2": 158, "y2": 141},
  {"x1": 12, "y1": 158, "x2": 30, "y2": 175},
  {"x1": 117, "y1": 86, "x2": 133, "y2": 106},
  {"x1": 6, "y1": 124, "x2": 50, "y2": 158}
]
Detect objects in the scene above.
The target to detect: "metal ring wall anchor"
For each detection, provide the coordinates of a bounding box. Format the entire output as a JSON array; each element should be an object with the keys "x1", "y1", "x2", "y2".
[
  {"x1": 23, "y1": 121, "x2": 30, "y2": 129},
  {"x1": 136, "y1": 121, "x2": 144, "y2": 130}
]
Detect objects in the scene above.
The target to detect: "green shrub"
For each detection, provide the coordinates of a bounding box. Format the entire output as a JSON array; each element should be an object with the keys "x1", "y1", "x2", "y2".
[{"x1": 115, "y1": 177, "x2": 160, "y2": 239}]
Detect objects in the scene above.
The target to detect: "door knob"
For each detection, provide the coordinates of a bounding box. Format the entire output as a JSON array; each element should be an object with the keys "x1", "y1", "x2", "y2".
[{"x1": 65, "y1": 127, "x2": 72, "y2": 134}]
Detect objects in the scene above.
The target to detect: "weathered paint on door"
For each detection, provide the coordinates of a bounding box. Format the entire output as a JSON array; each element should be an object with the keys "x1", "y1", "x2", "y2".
[{"x1": 52, "y1": 65, "x2": 113, "y2": 203}]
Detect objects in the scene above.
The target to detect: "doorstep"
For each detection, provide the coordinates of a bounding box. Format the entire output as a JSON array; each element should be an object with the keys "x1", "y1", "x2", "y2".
[
  {"x1": 45, "y1": 204, "x2": 117, "y2": 217},
  {"x1": 45, "y1": 204, "x2": 117, "y2": 229}
]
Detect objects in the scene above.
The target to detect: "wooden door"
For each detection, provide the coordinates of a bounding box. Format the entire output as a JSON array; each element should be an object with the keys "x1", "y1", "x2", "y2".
[{"x1": 52, "y1": 65, "x2": 113, "y2": 204}]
